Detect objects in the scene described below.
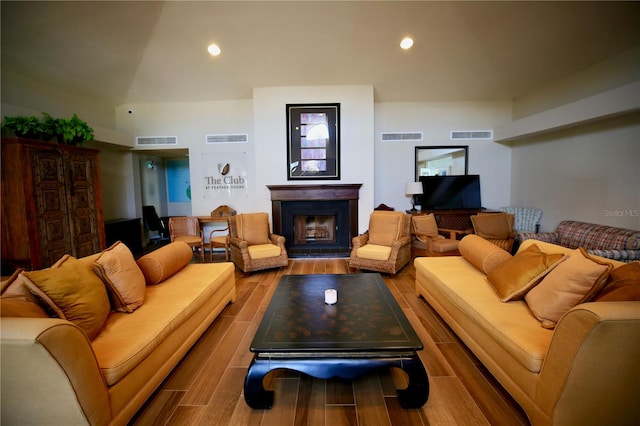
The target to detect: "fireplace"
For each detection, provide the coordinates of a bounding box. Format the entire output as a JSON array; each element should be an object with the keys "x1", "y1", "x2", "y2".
[
  {"x1": 295, "y1": 215, "x2": 334, "y2": 244},
  {"x1": 268, "y1": 184, "x2": 362, "y2": 258}
]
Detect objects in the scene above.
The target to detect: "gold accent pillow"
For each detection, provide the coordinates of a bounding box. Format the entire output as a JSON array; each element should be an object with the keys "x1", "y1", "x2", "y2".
[
  {"x1": 21, "y1": 255, "x2": 110, "y2": 340},
  {"x1": 487, "y1": 244, "x2": 566, "y2": 302},
  {"x1": 458, "y1": 234, "x2": 512, "y2": 275},
  {"x1": 525, "y1": 248, "x2": 613, "y2": 328},
  {"x1": 0, "y1": 295, "x2": 48, "y2": 318},
  {"x1": 93, "y1": 241, "x2": 146, "y2": 312},
  {"x1": 593, "y1": 262, "x2": 640, "y2": 302}
]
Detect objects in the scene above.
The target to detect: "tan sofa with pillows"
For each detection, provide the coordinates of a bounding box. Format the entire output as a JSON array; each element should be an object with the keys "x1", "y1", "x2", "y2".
[
  {"x1": 1, "y1": 241, "x2": 236, "y2": 426},
  {"x1": 414, "y1": 235, "x2": 640, "y2": 426}
]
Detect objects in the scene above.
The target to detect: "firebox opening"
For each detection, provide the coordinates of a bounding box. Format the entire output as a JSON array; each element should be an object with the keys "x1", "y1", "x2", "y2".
[{"x1": 294, "y1": 215, "x2": 336, "y2": 244}]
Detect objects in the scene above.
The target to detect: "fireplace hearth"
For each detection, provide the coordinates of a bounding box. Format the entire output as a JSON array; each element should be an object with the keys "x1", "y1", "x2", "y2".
[{"x1": 268, "y1": 184, "x2": 361, "y2": 258}]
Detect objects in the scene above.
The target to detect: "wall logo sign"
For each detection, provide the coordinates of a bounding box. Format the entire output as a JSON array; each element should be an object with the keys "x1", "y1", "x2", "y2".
[
  {"x1": 218, "y1": 162, "x2": 230, "y2": 175},
  {"x1": 202, "y1": 152, "x2": 247, "y2": 198}
]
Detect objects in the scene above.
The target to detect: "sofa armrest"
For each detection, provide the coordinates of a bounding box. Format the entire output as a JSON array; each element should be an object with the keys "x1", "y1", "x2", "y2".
[
  {"x1": 586, "y1": 249, "x2": 640, "y2": 262},
  {"x1": 536, "y1": 301, "x2": 640, "y2": 425},
  {"x1": 1, "y1": 317, "x2": 111, "y2": 426}
]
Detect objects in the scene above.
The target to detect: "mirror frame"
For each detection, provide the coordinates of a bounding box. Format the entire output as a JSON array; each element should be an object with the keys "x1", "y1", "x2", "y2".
[{"x1": 415, "y1": 145, "x2": 469, "y2": 181}]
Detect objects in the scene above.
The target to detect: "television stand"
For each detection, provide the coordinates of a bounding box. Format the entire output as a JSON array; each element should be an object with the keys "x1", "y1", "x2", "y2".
[{"x1": 409, "y1": 208, "x2": 498, "y2": 238}]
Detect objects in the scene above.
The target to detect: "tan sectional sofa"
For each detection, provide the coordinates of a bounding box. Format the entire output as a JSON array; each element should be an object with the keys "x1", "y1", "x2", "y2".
[
  {"x1": 414, "y1": 236, "x2": 639, "y2": 426},
  {"x1": 1, "y1": 241, "x2": 236, "y2": 426}
]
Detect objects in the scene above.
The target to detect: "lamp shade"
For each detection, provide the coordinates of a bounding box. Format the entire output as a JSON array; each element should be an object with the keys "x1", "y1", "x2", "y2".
[{"x1": 405, "y1": 182, "x2": 423, "y2": 196}]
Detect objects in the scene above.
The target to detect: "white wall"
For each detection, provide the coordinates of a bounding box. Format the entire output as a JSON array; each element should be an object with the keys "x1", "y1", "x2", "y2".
[
  {"x1": 374, "y1": 102, "x2": 513, "y2": 211},
  {"x1": 4, "y1": 53, "x2": 638, "y2": 237},
  {"x1": 510, "y1": 113, "x2": 640, "y2": 231},
  {"x1": 96, "y1": 149, "x2": 137, "y2": 220},
  {"x1": 136, "y1": 154, "x2": 168, "y2": 216},
  {"x1": 512, "y1": 46, "x2": 640, "y2": 119},
  {"x1": 253, "y1": 86, "x2": 375, "y2": 233},
  {"x1": 115, "y1": 99, "x2": 255, "y2": 217},
  {"x1": 504, "y1": 47, "x2": 640, "y2": 232},
  {"x1": 1, "y1": 71, "x2": 131, "y2": 145},
  {"x1": 115, "y1": 88, "x2": 376, "y2": 235}
]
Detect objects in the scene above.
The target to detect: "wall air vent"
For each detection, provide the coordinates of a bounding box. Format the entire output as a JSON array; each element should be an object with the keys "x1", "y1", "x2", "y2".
[
  {"x1": 450, "y1": 130, "x2": 493, "y2": 140},
  {"x1": 206, "y1": 133, "x2": 249, "y2": 144},
  {"x1": 136, "y1": 136, "x2": 178, "y2": 146},
  {"x1": 380, "y1": 132, "x2": 423, "y2": 142}
]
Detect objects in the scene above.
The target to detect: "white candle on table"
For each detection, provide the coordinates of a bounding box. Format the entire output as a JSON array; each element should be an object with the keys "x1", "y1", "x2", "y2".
[{"x1": 324, "y1": 289, "x2": 337, "y2": 305}]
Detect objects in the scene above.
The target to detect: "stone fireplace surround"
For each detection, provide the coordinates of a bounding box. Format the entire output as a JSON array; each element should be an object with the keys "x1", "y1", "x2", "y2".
[{"x1": 267, "y1": 184, "x2": 362, "y2": 258}]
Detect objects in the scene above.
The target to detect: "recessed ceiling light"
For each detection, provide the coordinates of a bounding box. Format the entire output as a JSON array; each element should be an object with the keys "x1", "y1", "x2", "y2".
[
  {"x1": 400, "y1": 37, "x2": 414, "y2": 50},
  {"x1": 207, "y1": 43, "x2": 221, "y2": 56}
]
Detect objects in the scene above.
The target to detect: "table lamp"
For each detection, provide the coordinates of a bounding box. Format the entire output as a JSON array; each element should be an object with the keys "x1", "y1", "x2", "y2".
[{"x1": 405, "y1": 182, "x2": 423, "y2": 212}]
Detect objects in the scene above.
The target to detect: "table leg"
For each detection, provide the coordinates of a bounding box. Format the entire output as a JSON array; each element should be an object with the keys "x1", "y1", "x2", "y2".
[
  {"x1": 397, "y1": 355, "x2": 430, "y2": 408},
  {"x1": 244, "y1": 357, "x2": 274, "y2": 409},
  {"x1": 244, "y1": 354, "x2": 429, "y2": 409}
]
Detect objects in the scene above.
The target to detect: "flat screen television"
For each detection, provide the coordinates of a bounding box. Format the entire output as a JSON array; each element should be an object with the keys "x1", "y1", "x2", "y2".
[{"x1": 419, "y1": 175, "x2": 482, "y2": 210}]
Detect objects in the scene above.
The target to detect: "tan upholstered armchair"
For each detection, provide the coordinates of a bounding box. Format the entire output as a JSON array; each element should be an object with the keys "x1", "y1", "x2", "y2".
[
  {"x1": 349, "y1": 211, "x2": 411, "y2": 276},
  {"x1": 411, "y1": 213, "x2": 460, "y2": 258},
  {"x1": 228, "y1": 212, "x2": 288, "y2": 274},
  {"x1": 470, "y1": 212, "x2": 517, "y2": 252}
]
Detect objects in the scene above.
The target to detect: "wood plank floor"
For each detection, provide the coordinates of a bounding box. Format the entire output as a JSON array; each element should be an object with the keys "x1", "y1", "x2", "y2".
[{"x1": 130, "y1": 257, "x2": 530, "y2": 425}]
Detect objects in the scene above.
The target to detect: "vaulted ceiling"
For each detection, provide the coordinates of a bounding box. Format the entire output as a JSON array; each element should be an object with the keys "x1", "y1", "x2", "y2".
[{"x1": 2, "y1": 1, "x2": 639, "y2": 107}]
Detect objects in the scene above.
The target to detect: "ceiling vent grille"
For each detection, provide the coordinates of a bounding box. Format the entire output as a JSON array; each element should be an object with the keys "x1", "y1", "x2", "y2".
[
  {"x1": 206, "y1": 133, "x2": 248, "y2": 144},
  {"x1": 450, "y1": 130, "x2": 493, "y2": 140},
  {"x1": 381, "y1": 132, "x2": 423, "y2": 142},
  {"x1": 136, "y1": 136, "x2": 178, "y2": 146}
]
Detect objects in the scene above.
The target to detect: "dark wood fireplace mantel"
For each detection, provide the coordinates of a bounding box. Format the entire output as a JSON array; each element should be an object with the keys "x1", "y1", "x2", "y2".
[
  {"x1": 267, "y1": 184, "x2": 362, "y2": 202},
  {"x1": 267, "y1": 184, "x2": 362, "y2": 257}
]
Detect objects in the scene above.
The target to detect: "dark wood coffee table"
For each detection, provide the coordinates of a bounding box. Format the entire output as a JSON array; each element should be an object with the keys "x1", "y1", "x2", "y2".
[{"x1": 244, "y1": 273, "x2": 429, "y2": 409}]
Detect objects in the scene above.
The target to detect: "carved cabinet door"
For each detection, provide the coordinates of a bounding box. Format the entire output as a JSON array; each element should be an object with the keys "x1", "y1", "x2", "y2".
[
  {"x1": 30, "y1": 146, "x2": 102, "y2": 267},
  {"x1": 31, "y1": 147, "x2": 73, "y2": 268},
  {"x1": 65, "y1": 151, "x2": 102, "y2": 258}
]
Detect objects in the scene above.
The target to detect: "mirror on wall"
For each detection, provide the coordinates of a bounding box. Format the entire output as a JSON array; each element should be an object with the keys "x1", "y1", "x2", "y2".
[{"x1": 415, "y1": 145, "x2": 468, "y2": 180}]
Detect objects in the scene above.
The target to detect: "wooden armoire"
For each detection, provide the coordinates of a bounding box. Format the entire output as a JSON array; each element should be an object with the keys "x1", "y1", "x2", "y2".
[{"x1": 1, "y1": 138, "x2": 105, "y2": 272}]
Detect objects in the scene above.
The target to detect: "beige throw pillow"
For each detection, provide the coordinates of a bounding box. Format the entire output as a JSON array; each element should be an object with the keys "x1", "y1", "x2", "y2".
[
  {"x1": 412, "y1": 214, "x2": 439, "y2": 241},
  {"x1": 237, "y1": 213, "x2": 270, "y2": 245},
  {"x1": 21, "y1": 255, "x2": 111, "y2": 340},
  {"x1": 525, "y1": 248, "x2": 613, "y2": 328},
  {"x1": 93, "y1": 241, "x2": 146, "y2": 312},
  {"x1": 368, "y1": 211, "x2": 404, "y2": 247},
  {"x1": 487, "y1": 244, "x2": 566, "y2": 302},
  {"x1": 471, "y1": 213, "x2": 513, "y2": 239},
  {"x1": 1, "y1": 268, "x2": 25, "y2": 294}
]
